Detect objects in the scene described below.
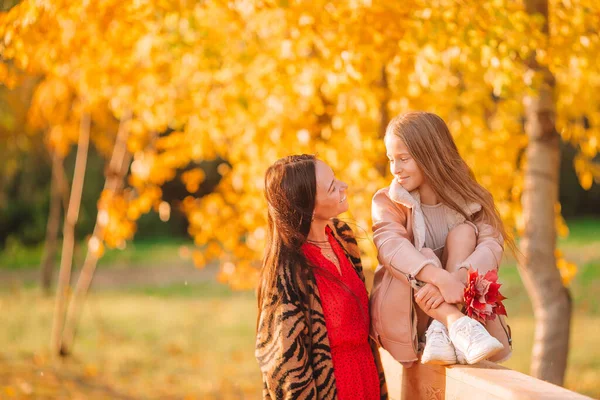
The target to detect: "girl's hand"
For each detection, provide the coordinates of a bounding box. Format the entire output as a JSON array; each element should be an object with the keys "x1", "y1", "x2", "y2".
[
  {"x1": 414, "y1": 283, "x2": 445, "y2": 312},
  {"x1": 434, "y1": 270, "x2": 465, "y2": 304},
  {"x1": 451, "y1": 268, "x2": 468, "y2": 285}
]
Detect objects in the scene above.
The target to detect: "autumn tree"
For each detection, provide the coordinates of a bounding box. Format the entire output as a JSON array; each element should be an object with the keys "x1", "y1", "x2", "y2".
[{"x1": 1, "y1": 1, "x2": 599, "y2": 380}]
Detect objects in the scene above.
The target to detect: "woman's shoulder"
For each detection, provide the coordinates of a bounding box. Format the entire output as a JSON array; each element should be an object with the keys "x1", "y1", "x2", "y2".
[
  {"x1": 262, "y1": 264, "x2": 312, "y2": 313},
  {"x1": 330, "y1": 218, "x2": 355, "y2": 239},
  {"x1": 329, "y1": 219, "x2": 365, "y2": 278}
]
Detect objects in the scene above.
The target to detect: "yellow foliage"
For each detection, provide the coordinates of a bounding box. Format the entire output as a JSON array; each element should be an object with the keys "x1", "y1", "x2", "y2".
[
  {"x1": 181, "y1": 168, "x2": 206, "y2": 193},
  {"x1": 192, "y1": 250, "x2": 206, "y2": 269},
  {"x1": 2, "y1": 0, "x2": 599, "y2": 288},
  {"x1": 557, "y1": 257, "x2": 578, "y2": 286},
  {"x1": 96, "y1": 190, "x2": 138, "y2": 251}
]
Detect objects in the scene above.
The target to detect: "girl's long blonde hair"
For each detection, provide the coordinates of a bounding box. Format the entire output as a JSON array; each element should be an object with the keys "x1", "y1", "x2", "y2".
[{"x1": 385, "y1": 111, "x2": 516, "y2": 253}]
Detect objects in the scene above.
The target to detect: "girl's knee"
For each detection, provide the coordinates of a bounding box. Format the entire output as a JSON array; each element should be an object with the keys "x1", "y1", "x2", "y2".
[{"x1": 447, "y1": 222, "x2": 477, "y2": 245}]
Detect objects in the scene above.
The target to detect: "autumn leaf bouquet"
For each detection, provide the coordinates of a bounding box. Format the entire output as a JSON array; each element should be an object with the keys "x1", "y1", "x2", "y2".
[{"x1": 462, "y1": 267, "x2": 507, "y2": 324}]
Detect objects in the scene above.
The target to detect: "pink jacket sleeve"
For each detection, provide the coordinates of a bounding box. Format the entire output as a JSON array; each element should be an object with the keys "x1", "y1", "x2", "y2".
[
  {"x1": 458, "y1": 217, "x2": 504, "y2": 273},
  {"x1": 372, "y1": 190, "x2": 442, "y2": 280}
]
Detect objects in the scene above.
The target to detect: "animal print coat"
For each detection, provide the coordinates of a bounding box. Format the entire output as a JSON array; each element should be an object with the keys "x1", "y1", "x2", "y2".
[{"x1": 255, "y1": 219, "x2": 388, "y2": 399}]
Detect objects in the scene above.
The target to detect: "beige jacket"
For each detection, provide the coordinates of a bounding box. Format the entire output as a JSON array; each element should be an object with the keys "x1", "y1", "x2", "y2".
[{"x1": 370, "y1": 180, "x2": 504, "y2": 363}]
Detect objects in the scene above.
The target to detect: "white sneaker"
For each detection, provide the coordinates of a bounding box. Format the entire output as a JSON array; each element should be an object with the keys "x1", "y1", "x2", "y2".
[
  {"x1": 455, "y1": 348, "x2": 468, "y2": 365},
  {"x1": 421, "y1": 320, "x2": 457, "y2": 365},
  {"x1": 456, "y1": 346, "x2": 511, "y2": 364},
  {"x1": 449, "y1": 316, "x2": 504, "y2": 365}
]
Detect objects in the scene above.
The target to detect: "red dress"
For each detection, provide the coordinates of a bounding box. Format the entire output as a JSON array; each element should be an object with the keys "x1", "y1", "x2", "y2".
[{"x1": 302, "y1": 226, "x2": 380, "y2": 400}]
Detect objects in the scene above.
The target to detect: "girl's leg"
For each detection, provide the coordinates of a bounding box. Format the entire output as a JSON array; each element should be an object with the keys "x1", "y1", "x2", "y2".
[
  {"x1": 443, "y1": 223, "x2": 512, "y2": 362},
  {"x1": 415, "y1": 296, "x2": 504, "y2": 365},
  {"x1": 416, "y1": 301, "x2": 461, "y2": 366},
  {"x1": 417, "y1": 300, "x2": 464, "y2": 329},
  {"x1": 415, "y1": 247, "x2": 458, "y2": 365},
  {"x1": 442, "y1": 223, "x2": 477, "y2": 277},
  {"x1": 418, "y1": 246, "x2": 505, "y2": 364},
  {"x1": 416, "y1": 247, "x2": 441, "y2": 337},
  {"x1": 416, "y1": 303, "x2": 430, "y2": 338}
]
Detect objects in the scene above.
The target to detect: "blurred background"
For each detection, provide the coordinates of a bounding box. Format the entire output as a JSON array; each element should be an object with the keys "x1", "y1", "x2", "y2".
[{"x1": 1, "y1": 0, "x2": 599, "y2": 399}]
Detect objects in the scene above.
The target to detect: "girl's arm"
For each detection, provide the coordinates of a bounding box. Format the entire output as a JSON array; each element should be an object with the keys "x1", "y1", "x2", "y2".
[
  {"x1": 255, "y1": 286, "x2": 317, "y2": 399},
  {"x1": 372, "y1": 190, "x2": 443, "y2": 281}
]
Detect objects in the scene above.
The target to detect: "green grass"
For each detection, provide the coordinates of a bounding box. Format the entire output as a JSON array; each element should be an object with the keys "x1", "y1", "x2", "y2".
[
  {"x1": 1, "y1": 284, "x2": 598, "y2": 399},
  {"x1": 503, "y1": 314, "x2": 600, "y2": 398},
  {"x1": 0, "y1": 287, "x2": 260, "y2": 399},
  {"x1": 0, "y1": 218, "x2": 599, "y2": 398},
  {"x1": 496, "y1": 218, "x2": 600, "y2": 316},
  {"x1": 0, "y1": 236, "x2": 194, "y2": 270},
  {"x1": 499, "y1": 261, "x2": 600, "y2": 316},
  {"x1": 559, "y1": 218, "x2": 600, "y2": 244},
  {"x1": 128, "y1": 281, "x2": 252, "y2": 299}
]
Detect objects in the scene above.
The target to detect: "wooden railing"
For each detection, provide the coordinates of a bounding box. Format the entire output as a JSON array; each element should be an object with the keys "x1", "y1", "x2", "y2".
[{"x1": 380, "y1": 349, "x2": 593, "y2": 400}]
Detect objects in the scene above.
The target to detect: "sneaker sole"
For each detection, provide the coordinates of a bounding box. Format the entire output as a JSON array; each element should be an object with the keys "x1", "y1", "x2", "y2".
[
  {"x1": 465, "y1": 344, "x2": 504, "y2": 365},
  {"x1": 421, "y1": 357, "x2": 457, "y2": 366},
  {"x1": 455, "y1": 352, "x2": 468, "y2": 365},
  {"x1": 421, "y1": 352, "x2": 457, "y2": 365}
]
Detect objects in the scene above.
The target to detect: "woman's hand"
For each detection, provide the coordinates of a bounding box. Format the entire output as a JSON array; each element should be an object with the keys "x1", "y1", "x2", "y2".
[
  {"x1": 414, "y1": 283, "x2": 445, "y2": 312},
  {"x1": 434, "y1": 270, "x2": 465, "y2": 304}
]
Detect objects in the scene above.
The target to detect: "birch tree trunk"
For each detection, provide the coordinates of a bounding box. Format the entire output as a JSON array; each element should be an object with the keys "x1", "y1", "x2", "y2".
[
  {"x1": 519, "y1": 0, "x2": 572, "y2": 385},
  {"x1": 50, "y1": 113, "x2": 91, "y2": 356},
  {"x1": 40, "y1": 152, "x2": 70, "y2": 294},
  {"x1": 60, "y1": 113, "x2": 131, "y2": 355}
]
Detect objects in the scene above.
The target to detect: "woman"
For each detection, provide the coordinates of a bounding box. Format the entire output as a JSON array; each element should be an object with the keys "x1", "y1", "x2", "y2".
[{"x1": 255, "y1": 154, "x2": 388, "y2": 400}]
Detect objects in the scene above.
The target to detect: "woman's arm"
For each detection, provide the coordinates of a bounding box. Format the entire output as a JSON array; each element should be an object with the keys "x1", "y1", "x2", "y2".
[{"x1": 255, "y1": 288, "x2": 317, "y2": 399}]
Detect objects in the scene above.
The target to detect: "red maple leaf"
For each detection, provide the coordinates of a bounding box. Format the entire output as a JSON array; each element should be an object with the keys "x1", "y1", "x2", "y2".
[{"x1": 463, "y1": 266, "x2": 508, "y2": 324}]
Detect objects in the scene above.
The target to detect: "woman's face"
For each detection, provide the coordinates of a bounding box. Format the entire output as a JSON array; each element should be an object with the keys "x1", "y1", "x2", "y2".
[
  {"x1": 313, "y1": 160, "x2": 348, "y2": 221},
  {"x1": 385, "y1": 134, "x2": 425, "y2": 192}
]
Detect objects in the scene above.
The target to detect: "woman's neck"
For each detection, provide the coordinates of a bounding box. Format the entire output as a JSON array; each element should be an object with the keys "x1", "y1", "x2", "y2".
[
  {"x1": 419, "y1": 183, "x2": 440, "y2": 205},
  {"x1": 307, "y1": 219, "x2": 329, "y2": 242}
]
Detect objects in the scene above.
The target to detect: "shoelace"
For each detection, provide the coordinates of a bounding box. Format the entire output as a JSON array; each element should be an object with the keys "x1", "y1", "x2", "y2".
[
  {"x1": 427, "y1": 324, "x2": 450, "y2": 343},
  {"x1": 455, "y1": 320, "x2": 488, "y2": 345}
]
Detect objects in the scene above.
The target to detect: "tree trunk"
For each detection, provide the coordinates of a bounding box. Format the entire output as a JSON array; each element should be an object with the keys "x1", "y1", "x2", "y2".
[
  {"x1": 60, "y1": 113, "x2": 131, "y2": 355},
  {"x1": 50, "y1": 113, "x2": 91, "y2": 356},
  {"x1": 40, "y1": 152, "x2": 70, "y2": 294},
  {"x1": 519, "y1": 0, "x2": 572, "y2": 385}
]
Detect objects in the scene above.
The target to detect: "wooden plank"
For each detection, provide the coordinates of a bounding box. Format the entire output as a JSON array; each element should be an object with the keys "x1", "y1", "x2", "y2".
[{"x1": 380, "y1": 348, "x2": 593, "y2": 400}]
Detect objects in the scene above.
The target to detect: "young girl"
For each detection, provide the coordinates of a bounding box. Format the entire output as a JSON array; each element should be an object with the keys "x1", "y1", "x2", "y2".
[{"x1": 370, "y1": 112, "x2": 512, "y2": 366}]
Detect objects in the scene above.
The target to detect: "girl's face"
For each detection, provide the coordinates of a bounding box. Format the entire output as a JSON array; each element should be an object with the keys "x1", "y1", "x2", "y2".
[
  {"x1": 385, "y1": 134, "x2": 425, "y2": 192},
  {"x1": 313, "y1": 160, "x2": 349, "y2": 220}
]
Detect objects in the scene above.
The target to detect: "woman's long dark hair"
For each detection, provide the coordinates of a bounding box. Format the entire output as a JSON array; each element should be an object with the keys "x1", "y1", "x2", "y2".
[
  {"x1": 257, "y1": 154, "x2": 369, "y2": 346},
  {"x1": 257, "y1": 155, "x2": 317, "y2": 334}
]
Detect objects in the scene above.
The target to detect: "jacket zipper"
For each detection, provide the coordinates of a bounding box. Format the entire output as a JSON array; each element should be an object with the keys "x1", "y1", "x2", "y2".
[{"x1": 407, "y1": 274, "x2": 420, "y2": 355}]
